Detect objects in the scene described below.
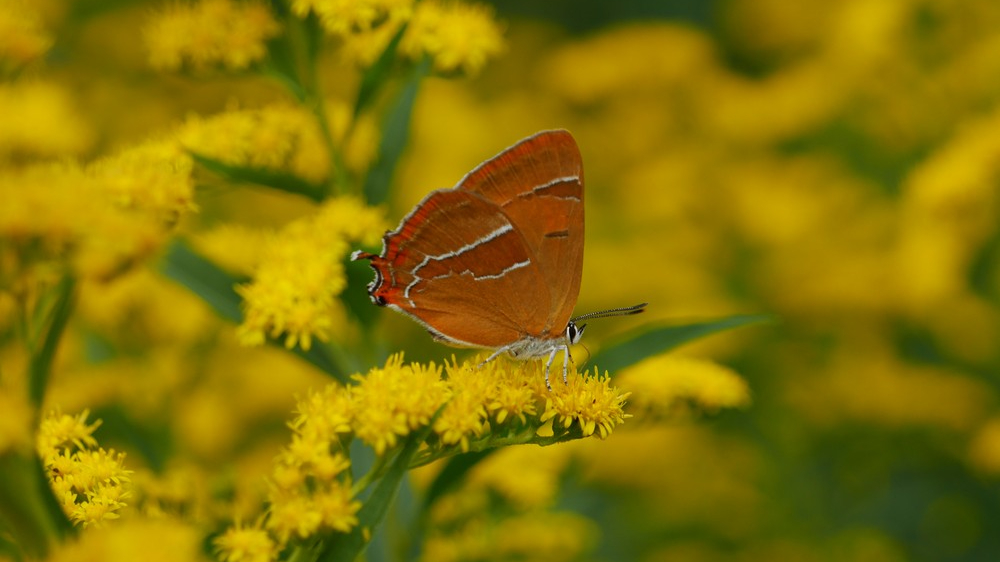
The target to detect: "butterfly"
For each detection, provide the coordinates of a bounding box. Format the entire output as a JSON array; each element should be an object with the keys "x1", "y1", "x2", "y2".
[{"x1": 353, "y1": 130, "x2": 645, "y2": 389}]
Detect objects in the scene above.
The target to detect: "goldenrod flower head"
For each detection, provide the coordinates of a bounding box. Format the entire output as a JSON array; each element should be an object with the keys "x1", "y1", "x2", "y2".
[
  {"x1": 89, "y1": 138, "x2": 197, "y2": 225},
  {"x1": 178, "y1": 103, "x2": 330, "y2": 183},
  {"x1": 236, "y1": 197, "x2": 386, "y2": 350},
  {"x1": 0, "y1": 0, "x2": 52, "y2": 70},
  {"x1": 215, "y1": 520, "x2": 279, "y2": 562},
  {"x1": 434, "y1": 364, "x2": 491, "y2": 451},
  {"x1": 617, "y1": 355, "x2": 751, "y2": 419},
  {"x1": 0, "y1": 163, "x2": 173, "y2": 287},
  {"x1": 248, "y1": 363, "x2": 363, "y2": 546},
  {"x1": 264, "y1": 470, "x2": 359, "y2": 543},
  {"x1": 144, "y1": 0, "x2": 280, "y2": 71},
  {"x1": 318, "y1": 354, "x2": 629, "y2": 457},
  {"x1": 313, "y1": 481, "x2": 359, "y2": 532},
  {"x1": 38, "y1": 410, "x2": 133, "y2": 528},
  {"x1": 37, "y1": 409, "x2": 101, "y2": 460},
  {"x1": 402, "y1": 0, "x2": 505, "y2": 75},
  {"x1": 266, "y1": 490, "x2": 322, "y2": 543},
  {"x1": 291, "y1": 0, "x2": 413, "y2": 37},
  {"x1": 0, "y1": 81, "x2": 94, "y2": 160},
  {"x1": 352, "y1": 355, "x2": 449, "y2": 454},
  {"x1": 539, "y1": 367, "x2": 630, "y2": 439},
  {"x1": 477, "y1": 360, "x2": 538, "y2": 425},
  {"x1": 291, "y1": 384, "x2": 354, "y2": 440}
]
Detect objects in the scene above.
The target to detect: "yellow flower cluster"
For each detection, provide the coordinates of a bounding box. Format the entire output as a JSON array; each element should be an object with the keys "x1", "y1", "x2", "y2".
[
  {"x1": 293, "y1": 0, "x2": 504, "y2": 75},
  {"x1": 323, "y1": 354, "x2": 628, "y2": 458},
  {"x1": 178, "y1": 103, "x2": 331, "y2": 184},
  {"x1": 218, "y1": 379, "x2": 360, "y2": 551},
  {"x1": 617, "y1": 355, "x2": 752, "y2": 420},
  {"x1": 401, "y1": 1, "x2": 505, "y2": 75},
  {"x1": 217, "y1": 353, "x2": 630, "y2": 558},
  {"x1": 0, "y1": 81, "x2": 94, "y2": 161},
  {"x1": 290, "y1": 0, "x2": 413, "y2": 37},
  {"x1": 38, "y1": 410, "x2": 133, "y2": 528},
  {"x1": 215, "y1": 522, "x2": 279, "y2": 562},
  {"x1": 352, "y1": 357, "x2": 448, "y2": 454},
  {"x1": 0, "y1": 0, "x2": 52, "y2": 72},
  {"x1": 236, "y1": 197, "x2": 386, "y2": 350},
  {"x1": 0, "y1": 123, "x2": 198, "y2": 291},
  {"x1": 144, "y1": 0, "x2": 280, "y2": 71},
  {"x1": 89, "y1": 138, "x2": 198, "y2": 225},
  {"x1": 0, "y1": 165, "x2": 163, "y2": 289}
]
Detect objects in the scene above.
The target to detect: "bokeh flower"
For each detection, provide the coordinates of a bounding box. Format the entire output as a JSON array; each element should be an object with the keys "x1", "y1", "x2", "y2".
[
  {"x1": 178, "y1": 103, "x2": 330, "y2": 184},
  {"x1": 88, "y1": 138, "x2": 197, "y2": 225},
  {"x1": 0, "y1": 81, "x2": 94, "y2": 161},
  {"x1": 0, "y1": 163, "x2": 169, "y2": 290},
  {"x1": 291, "y1": 0, "x2": 413, "y2": 38},
  {"x1": 144, "y1": 0, "x2": 280, "y2": 71},
  {"x1": 402, "y1": 0, "x2": 505, "y2": 75},
  {"x1": 617, "y1": 355, "x2": 752, "y2": 420},
  {"x1": 215, "y1": 521, "x2": 278, "y2": 562},
  {"x1": 0, "y1": 0, "x2": 52, "y2": 71}
]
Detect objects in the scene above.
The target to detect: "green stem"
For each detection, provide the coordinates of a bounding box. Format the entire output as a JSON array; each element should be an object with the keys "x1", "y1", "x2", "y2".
[
  {"x1": 307, "y1": 94, "x2": 352, "y2": 197},
  {"x1": 405, "y1": 422, "x2": 588, "y2": 470},
  {"x1": 29, "y1": 275, "x2": 76, "y2": 410},
  {"x1": 351, "y1": 451, "x2": 390, "y2": 497}
]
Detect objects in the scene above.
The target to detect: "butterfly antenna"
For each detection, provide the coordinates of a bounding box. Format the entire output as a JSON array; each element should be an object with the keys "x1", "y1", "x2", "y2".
[{"x1": 571, "y1": 302, "x2": 648, "y2": 322}]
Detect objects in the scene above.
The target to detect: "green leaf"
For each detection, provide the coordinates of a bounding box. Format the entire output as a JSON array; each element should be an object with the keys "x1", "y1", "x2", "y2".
[
  {"x1": 262, "y1": 4, "x2": 307, "y2": 102},
  {"x1": 190, "y1": 153, "x2": 327, "y2": 203},
  {"x1": 159, "y1": 240, "x2": 349, "y2": 384},
  {"x1": 301, "y1": 10, "x2": 325, "y2": 71},
  {"x1": 159, "y1": 240, "x2": 243, "y2": 323},
  {"x1": 0, "y1": 454, "x2": 73, "y2": 559},
  {"x1": 353, "y1": 23, "x2": 408, "y2": 119},
  {"x1": 363, "y1": 58, "x2": 430, "y2": 205},
  {"x1": 320, "y1": 422, "x2": 436, "y2": 561},
  {"x1": 420, "y1": 449, "x2": 494, "y2": 512},
  {"x1": 591, "y1": 314, "x2": 773, "y2": 373},
  {"x1": 29, "y1": 275, "x2": 76, "y2": 408}
]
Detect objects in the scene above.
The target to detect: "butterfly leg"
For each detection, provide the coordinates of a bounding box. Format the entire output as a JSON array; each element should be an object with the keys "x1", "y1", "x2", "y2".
[
  {"x1": 477, "y1": 348, "x2": 506, "y2": 369},
  {"x1": 544, "y1": 348, "x2": 559, "y2": 391}
]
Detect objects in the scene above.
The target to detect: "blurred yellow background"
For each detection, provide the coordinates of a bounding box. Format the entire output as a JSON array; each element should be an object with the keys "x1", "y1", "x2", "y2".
[{"x1": 2, "y1": 0, "x2": 1000, "y2": 561}]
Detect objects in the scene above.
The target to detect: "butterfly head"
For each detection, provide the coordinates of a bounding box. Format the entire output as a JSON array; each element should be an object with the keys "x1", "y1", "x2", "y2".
[{"x1": 566, "y1": 321, "x2": 586, "y2": 345}]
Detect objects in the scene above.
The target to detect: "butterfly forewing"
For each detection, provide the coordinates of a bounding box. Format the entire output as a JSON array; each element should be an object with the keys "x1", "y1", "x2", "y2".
[
  {"x1": 367, "y1": 188, "x2": 550, "y2": 348},
  {"x1": 456, "y1": 130, "x2": 584, "y2": 338}
]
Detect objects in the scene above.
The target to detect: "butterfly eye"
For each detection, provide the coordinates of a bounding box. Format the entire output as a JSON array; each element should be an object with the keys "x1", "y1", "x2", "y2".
[
  {"x1": 372, "y1": 295, "x2": 387, "y2": 307},
  {"x1": 566, "y1": 322, "x2": 586, "y2": 344}
]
